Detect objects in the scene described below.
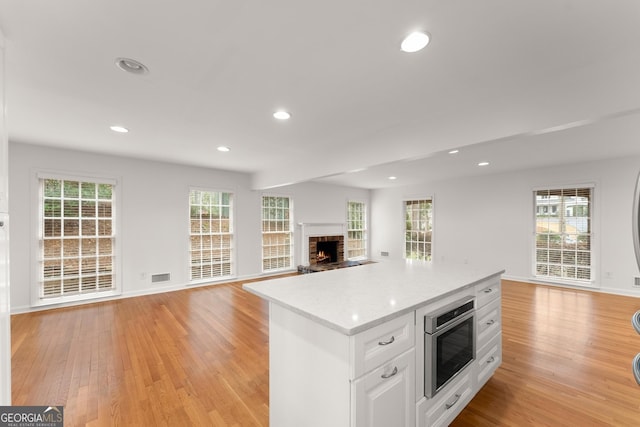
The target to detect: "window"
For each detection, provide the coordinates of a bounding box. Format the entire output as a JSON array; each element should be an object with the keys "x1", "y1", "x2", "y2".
[
  {"x1": 189, "y1": 189, "x2": 233, "y2": 281},
  {"x1": 404, "y1": 199, "x2": 433, "y2": 261},
  {"x1": 535, "y1": 187, "x2": 592, "y2": 282},
  {"x1": 262, "y1": 196, "x2": 293, "y2": 271},
  {"x1": 347, "y1": 201, "x2": 367, "y2": 259},
  {"x1": 39, "y1": 177, "x2": 115, "y2": 300}
]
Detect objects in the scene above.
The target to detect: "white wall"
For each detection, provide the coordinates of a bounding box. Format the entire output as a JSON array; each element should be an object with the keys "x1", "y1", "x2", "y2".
[
  {"x1": 371, "y1": 156, "x2": 640, "y2": 296},
  {"x1": 0, "y1": 27, "x2": 12, "y2": 405},
  {"x1": 9, "y1": 142, "x2": 370, "y2": 312}
]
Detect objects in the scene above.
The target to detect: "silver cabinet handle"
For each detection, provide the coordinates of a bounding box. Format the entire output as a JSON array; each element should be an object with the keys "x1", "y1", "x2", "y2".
[
  {"x1": 486, "y1": 356, "x2": 496, "y2": 364},
  {"x1": 633, "y1": 353, "x2": 640, "y2": 386},
  {"x1": 381, "y1": 366, "x2": 398, "y2": 379},
  {"x1": 486, "y1": 319, "x2": 495, "y2": 326},
  {"x1": 483, "y1": 288, "x2": 493, "y2": 293},
  {"x1": 378, "y1": 336, "x2": 395, "y2": 346},
  {"x1": 0, "y1": 221, "x2": 4, "y2": 227},
  {"x1": 445, "y1": 393, "x2": 461, "y2": 409},
  {"x1": 632, "y1": 310, "x2": 640, "y2": 335}
]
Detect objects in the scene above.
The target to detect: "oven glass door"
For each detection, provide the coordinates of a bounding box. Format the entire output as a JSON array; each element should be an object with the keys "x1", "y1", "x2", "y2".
[{"x1": 427, "y1": 312, "x2": 475, "y2": 397}]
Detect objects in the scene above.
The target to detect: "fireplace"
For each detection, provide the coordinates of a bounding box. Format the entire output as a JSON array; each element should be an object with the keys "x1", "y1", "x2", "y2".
[{"x1": 308, "y1": 235, "x2": 344, "y2": 265}]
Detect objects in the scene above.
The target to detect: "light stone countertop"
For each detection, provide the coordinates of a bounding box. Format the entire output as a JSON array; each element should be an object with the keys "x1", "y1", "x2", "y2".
[{"x1": 243, "y1": 260, "x2": 505, "y2": 335}]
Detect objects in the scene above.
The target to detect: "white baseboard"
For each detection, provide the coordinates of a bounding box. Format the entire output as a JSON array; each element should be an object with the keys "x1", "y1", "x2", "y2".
[
  {"x1": 503, "y1": 274, "x2": 640, "y2": 297},
  {"x1": 10, "y1": 270, "x2": 294, "y2": 314}
]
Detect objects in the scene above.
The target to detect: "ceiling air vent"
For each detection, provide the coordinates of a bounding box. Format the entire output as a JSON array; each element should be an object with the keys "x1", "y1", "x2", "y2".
[{"x1": 151, "y1": 273, "x2": 171, "y2": 283}]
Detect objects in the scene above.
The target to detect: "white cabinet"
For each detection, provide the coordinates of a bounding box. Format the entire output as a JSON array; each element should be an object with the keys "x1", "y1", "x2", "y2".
[
  {"x1": 353, "y1": 349, "x2": 415, "y2": 427},
  {"x1": 351, "y1": 312, "x2": 414, "y2": 378},
  {"x1": 268, "y1": 304, "x2": 415, "y2": 427},
  {"x1": 419, "y1": 368, "x2": 473, "y2": 427},
  {"x1": 416, "y1": 276, "x2": 502, "y2": 427},
  {"x1": 475, "y1": 278, "x2": 501, "y2": 386},
  {"x1": 260, "y1": 271, "x2": 503, "y2": 427}
]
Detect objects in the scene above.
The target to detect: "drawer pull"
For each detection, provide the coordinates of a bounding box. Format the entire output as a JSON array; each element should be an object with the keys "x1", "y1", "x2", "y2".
[
  {"x1": 445, "y1": 393, "x2": 461, "y2": 409},
  {"x1": 381, "y1": 366, "x2": 398, "y2": 379},
  {"x1": 486, "y1": 356, "x2": 496, "y2": 364},
  {"x1": 483, "y1": 288, "x2": 493, "y2": 293},
  {"x1": 486, "y1": 319, "x2": 495, "y2": 326},
  {"x1": 378, "y1": 336, "x2": 395, "y2": 346}
]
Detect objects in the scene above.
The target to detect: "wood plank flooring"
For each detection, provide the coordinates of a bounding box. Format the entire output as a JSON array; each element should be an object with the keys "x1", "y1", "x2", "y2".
[
  {"x1": 11, "y1": 278, "x2": 640, "y2": 426},
  {"x1": 453, "y1": 280, "x2": 640, "y2": 426}
]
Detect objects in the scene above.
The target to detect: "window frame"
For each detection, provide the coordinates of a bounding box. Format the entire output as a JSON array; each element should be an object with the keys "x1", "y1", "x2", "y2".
[
  {"x1": 346, "y1": 200, "x2": 367, "y2": 260},
  {"x1": 403, "y1": 197, "x2": 434, "y2": 262},
  {"x1": 532, "y1": 184, "x2": 596, "y2": 286},
  {"x1": 188, "y1": 187, "x2": 235, "y2": 284},
  {"x1": 32, "y1": 171, "x2": 122, "y2": 307},
  {"x1": 261, "y1": 194, "x2": 294, "y2": 273}
]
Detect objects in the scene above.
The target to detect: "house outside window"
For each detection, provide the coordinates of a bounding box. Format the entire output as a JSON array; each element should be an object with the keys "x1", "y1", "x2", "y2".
[
  {"x1": 39, "y1": 175, "x2": 116, "y2": 302},
  {"x1": 534, "y1": 187, "x2": 592, "y2": 282},
  {"x1": 347, "y1": 201, "x2": 367, "y2": 259},
  {"x1": 404, "y1": 198, "x2": 432, "y2": 261},
  {"x1": 189, "y1": 189, "x2": 233, "y2": 281},
  {"x1": 262, "y1": 196, "x2": 293, "y2": 272}
]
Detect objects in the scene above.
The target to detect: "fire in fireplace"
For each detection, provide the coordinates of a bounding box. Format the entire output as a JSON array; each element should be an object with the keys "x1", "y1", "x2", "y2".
[
  {"x1": 316, "y1": 241, "x2": 338, "y2": 263},
  {"x1": 308, "y1": 235, "x2": 344, "y2": 265}
]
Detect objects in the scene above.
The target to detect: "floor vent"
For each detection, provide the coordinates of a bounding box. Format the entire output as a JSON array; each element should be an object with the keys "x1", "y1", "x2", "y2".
[{"x1": 151, "y1": 273, "x2": 171, "y2": 283}]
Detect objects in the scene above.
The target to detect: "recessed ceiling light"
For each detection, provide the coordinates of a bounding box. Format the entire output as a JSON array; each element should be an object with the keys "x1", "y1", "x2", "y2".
[
  {"x1": 478, "y1": 161, "x2": 490, "y2": 166},
  {"x1": 217, "y1": 146, "x2": 230, "y2": 152},
  {"x1": 110, "y1": 125, "x2": 129, "y2": 133},
  {"x1": 388, "y1": 176, "x2": 397, "y2": 180},
  {"x1": 115, "y1": 57, "x2": 149, "y2": 75},
  {"x1": 449, "y1": 149, "x2": 459, "y2": 154},
  {"x1": 401, "y1": 31, "x2": 430, "y2": 53},
  {"x1": 273, "y1": 111, "x2": 291, "y2": 120}
]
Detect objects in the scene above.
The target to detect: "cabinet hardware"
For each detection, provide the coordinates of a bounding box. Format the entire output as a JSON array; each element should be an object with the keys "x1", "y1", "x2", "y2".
[
  {"x1": 445, "y1": 393, "x2": 461, "y2": 409},
  {"x1": 378, "y1": 336, "x2": 395, "y2": 346},
  {"x1": 483, "y1": 288, "x2": 493, "y2": 293},
  {"x1": 486, "y1": 319, "x2": 495, "y2": 325},
  {"x1": 486, "y1": 356, "x2": 495, "y2": 364},
  {"x1": 381, "y1": 366, "x2": 398, "y2": 379},
  {"x1": 633, "y1": 310, "x2": 640, "y2": 335}
]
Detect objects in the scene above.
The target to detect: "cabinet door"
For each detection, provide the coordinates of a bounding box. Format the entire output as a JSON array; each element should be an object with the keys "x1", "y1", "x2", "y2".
[{"x1": 353, "y1": 349, "x2": 415, "y2": 427}]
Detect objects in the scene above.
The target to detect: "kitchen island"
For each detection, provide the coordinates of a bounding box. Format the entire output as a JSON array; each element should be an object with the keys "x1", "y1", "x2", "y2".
[{"x1": 243, "y1": 260, "x2": 504, "y2": 427}]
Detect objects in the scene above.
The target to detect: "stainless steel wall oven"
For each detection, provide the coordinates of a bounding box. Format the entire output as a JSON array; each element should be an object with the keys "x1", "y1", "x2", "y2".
[{"x1": 424, "y1": 296, "x2": 475, "y2": 398}]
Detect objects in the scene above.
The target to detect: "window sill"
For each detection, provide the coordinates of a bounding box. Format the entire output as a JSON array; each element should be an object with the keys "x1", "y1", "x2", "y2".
[{"x1": 33, "y1": 289, "x2": 122, "y2": 309}]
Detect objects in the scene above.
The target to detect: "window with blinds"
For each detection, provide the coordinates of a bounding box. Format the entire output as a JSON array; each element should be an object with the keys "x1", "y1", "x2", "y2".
[
  {"x1": 535, "y1": 187, "x2": 592, "y2": 282},
  {"x1": 404, "y1": 199, "x2": 433, "y2": 261},
  {"x1": 262, "y1": 196, "x2": 293, "y2": 271},
  {"x1": 189, "y1": 189, "x2": 233, "y2": 281},
  {"x1": 347, "y1": 201, "x2": 367, "y2": 259},
  {"x1": 40, "y1": 178, "x2": 115, "y2": 299}
]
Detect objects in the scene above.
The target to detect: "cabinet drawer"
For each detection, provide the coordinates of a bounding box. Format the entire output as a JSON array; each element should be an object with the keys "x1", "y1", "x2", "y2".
[
  {"x1": 476, "y1": 279, "x2": 500, "y2": 307},
  {"x1": 352, "y1": 349, "x2": 415, "y2": 427},
  {"x1": 476, "y1": 298, "x2": 501, "y2": 351},
  {"x1": 419, "y1": 370, "x2": 473, "y2": 427},
  {"x1": 476, "y1": 332, "x2": 501, "y2": 387},
  {"x1": 351, "y1": 312, "x2": 414, "y2": 379}
]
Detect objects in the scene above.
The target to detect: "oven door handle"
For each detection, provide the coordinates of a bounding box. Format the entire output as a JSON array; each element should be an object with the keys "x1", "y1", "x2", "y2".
[{"x1": 431, "y1": 310, "x2": 475, "y2": 338}]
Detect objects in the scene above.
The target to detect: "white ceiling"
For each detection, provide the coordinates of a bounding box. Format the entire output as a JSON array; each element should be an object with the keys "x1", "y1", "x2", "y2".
[{"x1": 1, "y1": 0, "x2": 639, "y2": 190}]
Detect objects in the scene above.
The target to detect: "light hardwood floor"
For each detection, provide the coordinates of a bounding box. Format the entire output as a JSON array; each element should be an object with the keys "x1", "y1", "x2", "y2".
[{"x1": 11, "y1": 278, "x2": 640, "y2": 426}]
